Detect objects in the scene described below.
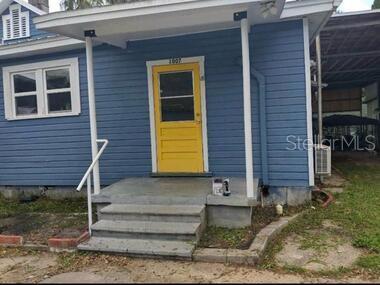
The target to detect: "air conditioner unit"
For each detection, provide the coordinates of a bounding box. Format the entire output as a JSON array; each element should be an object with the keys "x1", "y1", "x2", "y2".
[{"x1": 314, "y1": 144, "x2": 331, "y2": 176}]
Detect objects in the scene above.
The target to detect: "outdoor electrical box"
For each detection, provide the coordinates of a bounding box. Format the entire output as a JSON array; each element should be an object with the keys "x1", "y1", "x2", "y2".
[{"x1": 314, "y1": 144, "x2": 332, "y2": 176}]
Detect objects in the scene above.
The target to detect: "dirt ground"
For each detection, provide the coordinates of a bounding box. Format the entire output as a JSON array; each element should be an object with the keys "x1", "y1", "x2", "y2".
[
  {"x1": 0, "y1": 213, "x2": 87, "y2": 245},
  {"x1": 276, "y1": 228, "x2": 363, "y2": 272},
  {"x1": 0, "y1": 249, "x2": 378, "y2": 284}
]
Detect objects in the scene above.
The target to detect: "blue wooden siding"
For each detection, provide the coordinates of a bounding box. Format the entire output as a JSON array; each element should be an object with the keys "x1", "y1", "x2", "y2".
[
  {"x1": 251, "y1": 20, "x2": 309, "y2": 187},
  {"x1": 0, "y1": 50, "x2": 91, "y2": 185},
  {"x1": 0, "y1": 2, "x2": 54, "y2": 44},
  {"x1": 0, "y1": 19, "x2": 309, "y2": 188}
]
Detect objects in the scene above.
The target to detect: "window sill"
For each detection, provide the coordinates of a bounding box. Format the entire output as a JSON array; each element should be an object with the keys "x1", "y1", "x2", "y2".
[{"x1": 6, "y1": 112, "x2": 81, "y2": 121}]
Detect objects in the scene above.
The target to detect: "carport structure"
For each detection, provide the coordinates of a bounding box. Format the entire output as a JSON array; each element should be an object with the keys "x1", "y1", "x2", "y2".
[
  {"x1": 310, "y1": 9, "x2": 380, "y2": 149},
  {"x1": 315, "y1": 9, "x2": 380, "y2": 89}
]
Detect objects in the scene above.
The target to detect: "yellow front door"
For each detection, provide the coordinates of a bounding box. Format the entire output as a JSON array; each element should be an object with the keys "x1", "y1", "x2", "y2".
[{"x1": 153, "y1": 62, "x2": 204, "y2": 173}]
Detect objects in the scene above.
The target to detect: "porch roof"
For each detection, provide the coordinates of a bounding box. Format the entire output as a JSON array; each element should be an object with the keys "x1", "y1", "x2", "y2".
[
  {"x1": 33, "y1": 0, "x2": 339, "y2": 49},
  {"x1": 34, "y1": 0, "x2": 284, "y2": 48}
]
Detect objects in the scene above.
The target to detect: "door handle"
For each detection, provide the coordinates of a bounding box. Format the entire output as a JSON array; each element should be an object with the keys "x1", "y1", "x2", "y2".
[{"x1": 195, "y1": 113, "x2": 201, "y2": 124}]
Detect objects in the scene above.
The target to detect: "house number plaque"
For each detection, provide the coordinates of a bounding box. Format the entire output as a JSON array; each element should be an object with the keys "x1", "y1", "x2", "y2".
[{"x1": 169, "y1": 58, "x2": 182, "y2": 64}]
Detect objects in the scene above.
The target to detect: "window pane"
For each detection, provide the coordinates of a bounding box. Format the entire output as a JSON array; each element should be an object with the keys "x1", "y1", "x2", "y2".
[
  {"x1": 46, "y1": 68, "x2": 70, "y2": 90},
  {"x1": 161, "y1": 97, "x2": 194, "y2": 122},
  {"x1": 48, "y1": 92, "x2": 72, "y2": 112},
  {"x1": 13, "y1": 73, "x2": 36, "y2": 93},
  {"x1": 15, "y1": 95, "x2": 37, "y2": 115},
  {"x1": 159, "y1": 71, "x2": 193, "y2": 98}
]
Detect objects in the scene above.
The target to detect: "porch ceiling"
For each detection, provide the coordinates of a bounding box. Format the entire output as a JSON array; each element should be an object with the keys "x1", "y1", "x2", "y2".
[{"x1": 34, "y1": 0, "x2": 285, "y2": 48}]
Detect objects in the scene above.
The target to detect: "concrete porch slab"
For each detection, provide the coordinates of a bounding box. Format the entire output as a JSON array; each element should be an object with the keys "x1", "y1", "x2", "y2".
[{"x1": 92, "y1": 177, "x2": 251, "y2": 205}]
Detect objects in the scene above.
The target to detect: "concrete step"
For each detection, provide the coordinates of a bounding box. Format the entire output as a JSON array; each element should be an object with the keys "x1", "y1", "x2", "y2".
[
  {"x1": 78, "y1": 237, "x2": 194, "y2": 260},
  {"x1": 91, "y1": 220, "x2": 202, "y2": 242},
  {"x1": 99, "y1": 204, "x2": 205, "y2": 223}
]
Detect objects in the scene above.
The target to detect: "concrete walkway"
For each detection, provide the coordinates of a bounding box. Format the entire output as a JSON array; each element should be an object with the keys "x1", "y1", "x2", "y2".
[{"x1": 0, "y1": 250, "x2": 377, "y2": 283}]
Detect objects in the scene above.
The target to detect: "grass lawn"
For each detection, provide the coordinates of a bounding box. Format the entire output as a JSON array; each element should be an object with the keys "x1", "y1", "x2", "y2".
[
  {"x1": 260, "y1": 155, "x2": 380, "y2": 277},
  {"x1": 0, "y1": 196, "x2": 87, "y2": 218},
  {"x1": 0, "y1": 196, "x2": 88, "y2": 244}
]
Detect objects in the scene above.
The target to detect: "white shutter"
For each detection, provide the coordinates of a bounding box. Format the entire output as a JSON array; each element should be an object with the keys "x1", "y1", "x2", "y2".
[
  {"x1": 2, "y1": 15, "x2": 11, "y2": 40},
  {"x1": 21, "y1": 12, "x2": 29, "y2": 37},
  {"x1": 6, "y1": 18, "x2": 11, "y2": 39},
  {"x1": 11, "y1": 7, "x2": 20, "y2": 38}
]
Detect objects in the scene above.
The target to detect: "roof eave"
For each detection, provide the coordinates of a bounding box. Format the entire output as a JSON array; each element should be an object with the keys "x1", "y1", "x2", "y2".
[
  {"x1": 34, "y1": 0, "x2": 285, "y2": 48},
  {"x1": 281, "y1": 0, "x2": 342, "y2": 43},
  {"x1": 34, "y1": 0, "x2": 263, "y2": 28},
  {"x1": 0, "y1": 36, "x2": 84, "y2": 60},
  {"x1": 0, "y1": 0, "x2": 47, "y2": 16},
  {"x1": 281, "y1": 0, "x2": 341, "y2": 18}
]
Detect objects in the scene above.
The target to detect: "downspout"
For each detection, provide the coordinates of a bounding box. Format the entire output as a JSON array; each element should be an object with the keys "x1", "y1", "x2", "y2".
[
  {"x1": 250, "y1": 68, "x2": 269, "y2": 186},
  {"x1": 235, "y1": 11, "x2": 255, "y2": 199}
]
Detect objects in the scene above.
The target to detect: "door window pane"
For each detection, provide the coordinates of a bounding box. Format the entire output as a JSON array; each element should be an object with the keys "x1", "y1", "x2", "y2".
[
  {"x1": 159, "y1": 71, "x2": 193, "y2": 98},
  {"x1": 13, "y1": 72, "x2": 36, "y2": 93},
  {"x1": 161, "y1": 97, "x2": 194, "y2": 122},
  {"x1": 15, "y1": 95, "x2": 37, "y2": 115},
  {"x1": 48, "y1": 92, "x2": 72, "y2": 112},
  {"x1": 46, "y1": 68, "x2": 70, "y2": 90}
]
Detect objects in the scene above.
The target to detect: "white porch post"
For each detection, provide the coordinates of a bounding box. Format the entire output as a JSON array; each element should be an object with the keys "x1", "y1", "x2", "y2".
[
  {"x1": 85, "y1": 30, "x2": 101, "y2": 194},
  {"x1": 236, "y1": 12, "x2": 255, "y2": 199}
]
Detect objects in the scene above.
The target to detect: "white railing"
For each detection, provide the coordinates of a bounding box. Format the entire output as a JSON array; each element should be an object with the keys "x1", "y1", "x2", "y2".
[{"x1": 76, "y1": 139, "x2": 109, "y2": 235}]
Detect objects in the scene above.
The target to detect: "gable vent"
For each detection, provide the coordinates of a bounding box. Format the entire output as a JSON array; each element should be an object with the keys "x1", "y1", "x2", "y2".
[{"x1": 2, "y1": 4, "x2": 30, "y2": 41}]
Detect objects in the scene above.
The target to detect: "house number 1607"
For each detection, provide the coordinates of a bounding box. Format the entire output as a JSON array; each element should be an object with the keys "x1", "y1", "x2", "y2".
[{"x1": 169, "y1": 58, "x2": 182, "y2": 64}]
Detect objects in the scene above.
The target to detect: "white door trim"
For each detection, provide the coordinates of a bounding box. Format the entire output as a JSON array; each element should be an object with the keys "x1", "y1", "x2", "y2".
[{"x1": 146, "y1": 56, "x2": 209, "y2": 173}]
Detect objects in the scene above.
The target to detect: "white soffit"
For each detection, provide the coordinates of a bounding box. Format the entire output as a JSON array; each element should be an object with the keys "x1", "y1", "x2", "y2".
[
  {"x1": 34, "y1": 0, "x2": 285, "y2": 48},
  {"x1": 281, "y1": 0, "x2": 342, "y2": 42}
]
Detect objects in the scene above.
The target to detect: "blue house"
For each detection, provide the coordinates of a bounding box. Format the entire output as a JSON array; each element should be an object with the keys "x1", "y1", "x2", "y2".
[{"x1": 0, "y1": 0, "x2": 341, "y2": 258}]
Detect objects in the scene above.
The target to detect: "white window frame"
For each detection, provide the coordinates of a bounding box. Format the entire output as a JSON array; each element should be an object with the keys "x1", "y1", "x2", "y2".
[
  {"x1": 2, "y1": 4, "x2": 30, "y2": 41},
  {"x1": 3, "y1": 58, "x2": 81, "y2": 120}
]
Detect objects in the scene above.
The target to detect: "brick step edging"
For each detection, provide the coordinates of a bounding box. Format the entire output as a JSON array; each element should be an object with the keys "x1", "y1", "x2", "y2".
[
  {"x1": 48, "y1": 231, "x2": 90, "y2": 251},
  {"x1": 0, "y1": 231, "x2": 89, "y2": 251},
  {"x1": 0, "y1": 234, "x2": 23, "y2": 246}
]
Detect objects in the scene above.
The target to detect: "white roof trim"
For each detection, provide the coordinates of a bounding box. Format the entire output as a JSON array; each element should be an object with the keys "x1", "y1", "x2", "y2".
[
  {"x1": 332, "y1": 9, "x2": 380, "y2": 18},
  {"x1": 35, "y1": 0, "x2": 283, "y2": 48},
  {"x1": 14, "y1": 0, "x2": 46, "y2": 15},
  {"x1": 35, "y1": 0, "x2": 262, "y2": 27},
  {"x1": 33, "y1": 0, "x2": 338, "y2": 49},
  {"x1": 281, "y1": 0, "x2": 342, "y2": 42},
  {"x1": 0, "y1": 0, "x2": 46, "y2": 16},
  {"x1": 0, "y1": 36, "x2": 84, "y2": 59},
  {"x1": 36, "y1": 0, "x2": 258, "y2": 24},
  {"x1": 281, "y1": 0, "x2": 342, "y2": 19}
]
